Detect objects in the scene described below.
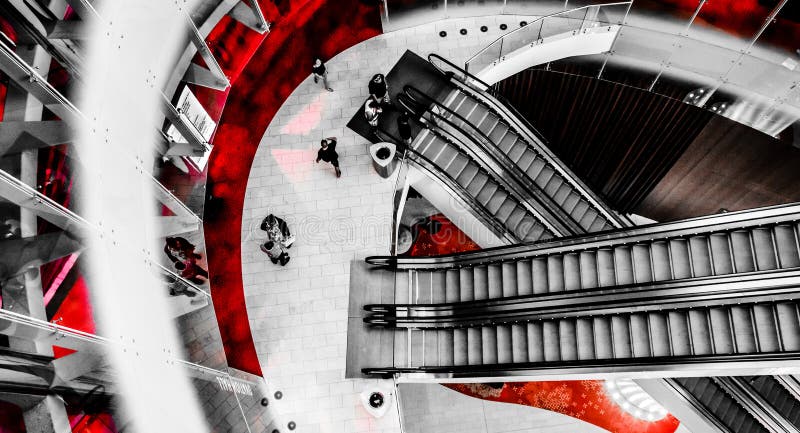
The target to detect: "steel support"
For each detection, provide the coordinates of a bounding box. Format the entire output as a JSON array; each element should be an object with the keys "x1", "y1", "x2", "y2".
[
  {"x1": 0, "y1": 41, "x2": 81, "y2": 124},
  {"x1": 229, "y1": 0, "x2": 269, "y2": 33},
  {"x1": 182, "y1": 15, "x2": 230, "y2": 90},
  {"x1": 0, "y1": 121, "x2": 73, "y2": 155},
  {"x1": 0, "y1": 232, "x2": 83, "y2": 281}
]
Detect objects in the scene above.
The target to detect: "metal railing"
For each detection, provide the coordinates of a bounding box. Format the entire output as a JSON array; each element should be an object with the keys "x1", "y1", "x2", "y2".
[
  {"x1": 400, "y1": 85, "x2": 572, "y2": 237},
  {"x1": 429, "y1": 53, "x2": 632, "y2": 230},
  {"x1": 464, "y1": 2, "x2": 632, "y2": 75},
  {"x1": 364, "y1": 269, "x2": 800, "y2": 327},
  {"x1": 379, "y1": 112, "x2": 519, "y2": 246},
  {"x1": 365, "y1": 202, "x2": 800, "y2": 269},
  {"x1": 363, "y1": 351, "x2": 800, "y2": 377}
]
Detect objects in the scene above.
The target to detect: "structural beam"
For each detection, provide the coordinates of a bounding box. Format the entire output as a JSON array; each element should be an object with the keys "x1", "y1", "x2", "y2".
[
  {"x1": 156, "y1": 215, "x2": 201, "y2": 237},
  {"x1": 182, "y1": 15, "x2": 230, "y2": 90},
  {"x1": 229, "y1": 0, "x2": 269, "y2": 33},
  {"x1": 0, "y1": 121, "x2": 73, "y2": 155},
  {"x1": 152, "y1": 175, "x2": 202, "y2": 222},
  {"x1": 46, "y1": 20, "x2": 90, "y2": 40},
  {"x1": 0, "y1": 41, "x2": 81, "y2": 124},
  {"x1": 0, "y1": 310, "x2": 107, "y2": 355},
  {"x1": 63, "y1": 0, "x2": 101, "y2": 23},
  {"x1": 0, "y1": 232, "x2": 82, "y2": 280},
  {"x1": 51, "y1": 351, "x2": 104, "y2": 384},
  {"x1": 0, "y1": 168, "x2": 89, "y2": 235}
]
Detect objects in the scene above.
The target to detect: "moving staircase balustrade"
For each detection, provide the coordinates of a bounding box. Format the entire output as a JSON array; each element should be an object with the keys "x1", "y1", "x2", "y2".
[
  {"x1": 427, "y1": 53, "x2": 629, "y2": 233},
  {"x1": 401, "y1": 85, "x2": 583, "y2": 237},
  {"x1": 359, "y1": 203, "x2": 800, "y2": 375},
  {"x1": 669, "y1": 377, "x2": 771, "y2": 433},
  {"x1": 396, "y1": 91, "x2": 558, "y2": 243}
]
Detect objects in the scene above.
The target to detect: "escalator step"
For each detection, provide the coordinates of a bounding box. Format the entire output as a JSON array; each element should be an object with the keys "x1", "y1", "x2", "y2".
[
  {"x1": 473, "y1": 265, "x2": 489, "y2": 300},
  {"x1": 501, "y1": 261, "x2": 517, "y2": 297},
  {"x1": 487, "y1": 263, "x2": 504, "y2": 299}
]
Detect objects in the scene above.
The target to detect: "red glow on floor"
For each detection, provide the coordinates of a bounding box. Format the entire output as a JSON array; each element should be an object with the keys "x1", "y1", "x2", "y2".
[
  {"x1": 405, "y1": 214, "x2": 481, "y2": 257},
  {"x1": 448, "y1": 382, "x2": 680, "y2": 433},
  {"x1": 280, "y1": 96, "x2": 326, "y2": 136},
  {"x1": 270, "y1": 148, "x2": 317, "y2": 183}
]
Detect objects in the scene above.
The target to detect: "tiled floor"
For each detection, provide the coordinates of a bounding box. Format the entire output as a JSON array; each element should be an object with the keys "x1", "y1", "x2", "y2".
[{"x1": 241, "y1": 16, "x2": 546, "y2": 433}]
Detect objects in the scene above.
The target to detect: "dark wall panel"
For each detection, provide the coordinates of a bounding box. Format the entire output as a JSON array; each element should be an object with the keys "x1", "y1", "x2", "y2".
[
  {"x1": 637, "y1": 116, "x2": 800, "y2": 221},
  {"x1": 495, "y1": 68, "x2": 713, "y2": 213}
]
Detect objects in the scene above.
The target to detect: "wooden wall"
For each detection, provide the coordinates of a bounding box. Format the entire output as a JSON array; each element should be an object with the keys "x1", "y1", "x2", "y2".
[
  {"x1": 495, "y1": 67, "x2": 800, "y2": 222},
  {"x1": 495, "y1": 68, "x2": 712, "y2": 214}
]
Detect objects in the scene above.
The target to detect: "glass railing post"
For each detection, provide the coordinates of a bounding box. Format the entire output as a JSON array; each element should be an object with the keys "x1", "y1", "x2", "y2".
[{"x1": 498, "y1": 38, "x2": 503, "y2": 64}]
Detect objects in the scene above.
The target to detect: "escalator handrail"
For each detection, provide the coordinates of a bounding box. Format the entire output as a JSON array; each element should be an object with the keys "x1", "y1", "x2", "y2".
[
  {"x1": 364, "y1": 201, "x2": 800, "y2": 268},
  {"x1": 428, "y1": 53, "x2": 632, "y2": 229},
  {"x1": 402, "y1": 85, "x2": 581, "y2": 235},
  {"x1": 362, "y1": 351, "x2": 800, "y2": 376},
  {"x1": 362, "y1": 268, "x2": 800, "y2": 327},
  {"x1": 398, "y1": 91, "x2": 564, "y2": 239}
]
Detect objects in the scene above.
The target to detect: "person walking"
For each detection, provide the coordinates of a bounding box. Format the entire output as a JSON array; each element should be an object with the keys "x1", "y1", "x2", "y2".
[
  {"x1": 316, "y1": 136, "x2": 341, "y2": 177},
  {"x1": 312, "y1": 57, "x2": 333, "y2": 92},
  {"x1": 261, "y1": 240, "x2": 290, "y2": 266},
  {"x1": 368, "y1": 73, "x2": 389, "y2": 104}
]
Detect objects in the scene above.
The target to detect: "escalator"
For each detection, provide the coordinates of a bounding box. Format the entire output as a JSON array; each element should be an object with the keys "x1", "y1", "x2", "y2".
[
  {"x1": 427, "y1": 54, "x2": 630, "y2": 233},
  {"x1": 665, "y1": 376, "x2": 800, "y2": 433},
  {"x1": 354, "y1": 203, "x2": 800, "y2": 377},
  {"x1": 389, "y1": 116, "x2": 557, "y2": 244}
]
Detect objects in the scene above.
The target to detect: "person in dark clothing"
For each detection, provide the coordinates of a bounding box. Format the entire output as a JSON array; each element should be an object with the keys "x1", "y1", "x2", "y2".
[
  {"x1": 261, "y1": 240, "x2": 290, "y2": 266},
  {"x1": 164, "y1": 237, "x2": 201, "y2": 265},
  {"x1": 260, "y1": 214, "x2": 295, "y2": 248},
  {"x1": 397, "y1": 111, "x2": 412, "y2": 146},
  {"x1": 312, "y1": 58, "x2": 333, "y2": 92},
  {"x1": 364, "y1": 99, "x2": 383, "y2": 137},
  {"x1": 368, "y1": 73, "x2": 389, "y2": 104},
  {"x1": 316, "y1": 136, "x2": 341, "y2": 177}
]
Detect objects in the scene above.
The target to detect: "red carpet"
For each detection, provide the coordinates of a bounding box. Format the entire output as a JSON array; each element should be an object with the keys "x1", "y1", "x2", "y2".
[{"x1": 202, "y1": 0, "x2": 381, "y2": 375}]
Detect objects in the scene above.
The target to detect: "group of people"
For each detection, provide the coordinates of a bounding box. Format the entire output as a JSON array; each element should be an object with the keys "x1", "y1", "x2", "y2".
[
  {"x1": 164, "y1": 236, "x2": 208, "y2": 297},
  {"x1": 259, "y1": 214, "x2": 295, "y2": 266},
  {"x1": 311, "y1": 57, "x2": 415, "y2": 179}
]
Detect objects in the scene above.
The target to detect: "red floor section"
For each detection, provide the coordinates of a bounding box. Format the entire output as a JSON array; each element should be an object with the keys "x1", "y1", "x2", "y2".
[
  {"x1": 202, "y1": 0, "x2": 381, "y2": 375},
  {"x1": 403, "y1": 214, "x2": 481, "y2": 257},
  {"x1": 447, "y1": 382, "x2": 679, "y2": 433}
]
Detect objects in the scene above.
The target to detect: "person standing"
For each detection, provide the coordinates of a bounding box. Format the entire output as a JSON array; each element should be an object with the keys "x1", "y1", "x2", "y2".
[
  {"x1": 316, "y1": 136, "x2": 341, "y2": 178},
  {"x1": 260, "y1": 214, "x2": 295, "y2": 248},
  {"x1": 364, "y1": 99, "x2": 382, "y2": 137},
  {"x1": 368, "y1": 73, "x2": 389, "y2": 104},
  {"x1": 312, "y1": 57, "x2": 333, "y2": 92},
  {"x1": 261, "y1": 240, "x2": 290, "y2": 266}
]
